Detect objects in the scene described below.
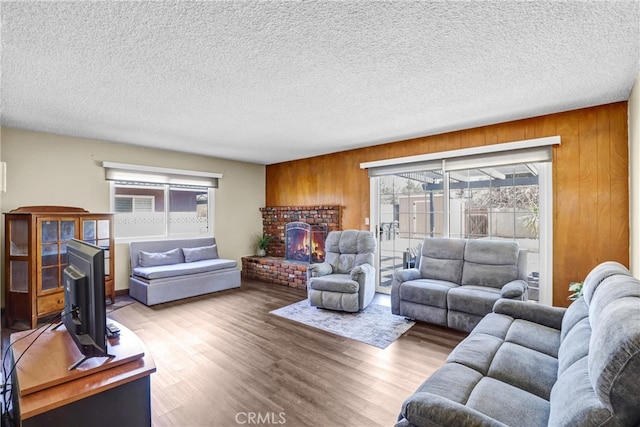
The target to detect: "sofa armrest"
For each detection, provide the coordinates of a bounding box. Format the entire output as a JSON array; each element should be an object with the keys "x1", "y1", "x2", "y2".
[
  {"x1": 399, "y1": 392, "x2": 506, "y2": 427},
  {"x1": 393, "y1": 268, "x2": 422, "y2": 283},
  {"x1": 500, "y1": 279, "x2": 528, "y2": 299},
  {"x1": 493, "y1": 299, "x2": 567, "y2": 330},
  {"x1": 307, "y1": 262, "x2": 333, "y2": 277},
  {"x1": 351, "y1": 263, "x2": 374, "y2": 280}
]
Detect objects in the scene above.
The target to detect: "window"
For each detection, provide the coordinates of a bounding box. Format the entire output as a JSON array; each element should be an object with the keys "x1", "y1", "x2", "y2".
[
  {"x1": 114, "y1": 195, "x2": 154, "y2": 213},
  {"x1": 103, "y1": 162, "x2": 221, "y2": 239},
  {"x1": 363, "y1": 137, "x2": 559, "y2": 305},
  {"x1": 112, "y1": 183, "x2": 211, "y2": 238}
]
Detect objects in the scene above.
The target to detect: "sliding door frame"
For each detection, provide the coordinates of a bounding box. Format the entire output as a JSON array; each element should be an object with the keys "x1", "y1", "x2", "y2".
[{"x1": 364, "y1": 137, "x2": 558, "y2": 305}]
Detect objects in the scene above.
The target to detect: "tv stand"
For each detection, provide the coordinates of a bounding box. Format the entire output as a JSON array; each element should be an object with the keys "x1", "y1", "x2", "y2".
[
  {"x1": 67, "y1": 352, "x2": 113, "y2": 371},
  {"x1": 9, "y1": 321, "x2": 155, "y2": 427}
]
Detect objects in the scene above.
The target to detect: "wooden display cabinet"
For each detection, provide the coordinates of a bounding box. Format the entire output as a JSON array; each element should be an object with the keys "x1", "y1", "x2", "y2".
[{"x1": 4, "y1": 206, "x2": 115, "y2": 328}]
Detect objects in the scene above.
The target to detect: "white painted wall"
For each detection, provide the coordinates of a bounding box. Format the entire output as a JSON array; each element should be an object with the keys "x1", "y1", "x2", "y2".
[
  {"x1": 629, "y1": 73, "x2": 640, "y2": 278},
  {"x1": 0, "y1": 127, "x2": 265, "y2": 305}
]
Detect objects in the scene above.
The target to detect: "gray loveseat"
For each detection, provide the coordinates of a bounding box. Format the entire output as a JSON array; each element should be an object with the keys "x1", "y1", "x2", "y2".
[
  {"x1": 129, "y1": 237, "x2": 241, "y2": 305},
  {"x1": 392, "y1": 237, "x2": 528, "y2": 332},
  {"x1": 397, "y1": 261, "x2": 640, "y2": 427}
]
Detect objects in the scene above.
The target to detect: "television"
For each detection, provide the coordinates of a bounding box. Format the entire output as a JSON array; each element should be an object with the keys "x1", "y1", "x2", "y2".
[{"x1": 62, "y1": 238, "x2": 112, "y2": 370}]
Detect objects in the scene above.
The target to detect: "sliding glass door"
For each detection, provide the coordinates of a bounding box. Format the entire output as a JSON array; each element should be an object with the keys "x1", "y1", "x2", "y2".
[
  {"x1": 447, "y1": 164, "x2": 541, "y2": 301},
  {"x1": 375, "y1": 169, "x2": 444, "y2": 293},
  {"x1": 373, "y1": 162, "x2": 548, "y2": 303}
]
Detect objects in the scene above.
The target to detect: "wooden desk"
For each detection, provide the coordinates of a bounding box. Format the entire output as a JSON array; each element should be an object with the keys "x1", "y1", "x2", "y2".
[{"x1": 10, "y1": 321, "x2": 156, "y2": 427}]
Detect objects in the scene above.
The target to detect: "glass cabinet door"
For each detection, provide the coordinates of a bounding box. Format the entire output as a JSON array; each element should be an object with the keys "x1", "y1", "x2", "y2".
[
  {"x1": 83, "y1": 218, "x2": 111, "y2": 275},
  {"x1": 8, "y1": 219, "x2": 29, "y2": 293},
  {"x1": 40, "y1": 219, "x2": 76, "y2": 292}
]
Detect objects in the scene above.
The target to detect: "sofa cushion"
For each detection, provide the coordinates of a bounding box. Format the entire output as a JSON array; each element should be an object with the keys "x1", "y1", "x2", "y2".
[
  {"x1": 557, "y1": 318, "x2": 590, "y2": 376},
  {"x1": 467, "y1": 377, "x2": 550, "y2": 427},
  {"x1": 487, "y1": 342, "x2": 557, "y2": 400},
  {"x1": 132, "y1": 258, "x2": 237, "y2": 280},
  {"x1": 588, "y1": 295, "x2": 640, "y2": 425},
  {"x1": 324, "y1": 230, "x2": 375, "y2": 274},
  {"x1": 403, "y1": 363, "x2": 550, "y2": 427},
  {"x1": 461, "y1": 240, "x2": 519, "y2": 288},
  {"x1": 549, "y1": 357, "x2": 613, "y2": 426},
  {"x1": 139, "y1": 248, "x2": 183, "y2": 267},
  {"x1": 505, "y1": 319, "x2": 560, "y2": 358},
  {"x1": 467, "y1": 312, "x2": 513, "y2": 340},
  {"x1": 182, "y1": 244, "x2": 219, "y2": 262},
  {"x1": 413, "y1": 362, "x2": 483, "y2": 403},
  {"x1": 581, "y1": 260, "x2": 632, "y2": 305},
  {"x1": 399, "y1": 279, "x2": 458, "y2": 308},
  {"x1": 447, "y1": 285, "x2": 501, "y2": 317},
  {"x1": 446, "y1": 332, "x2": 504, "y2": 375},
  {"x1": 588, "y1": 274, "x2": 640, "y2": 327},
  {"x1": 308, "y1": 274, "x2": 358, "y2": 293},
  {"x1": 418, "y1": 238, "x2": 466, "y2": 283},
  {"x1": 325, "y1": 253, "x2": 357, "y2": 275},
  {"x1": 560, "y1": 297, "x2": 589, "y2": 341}
]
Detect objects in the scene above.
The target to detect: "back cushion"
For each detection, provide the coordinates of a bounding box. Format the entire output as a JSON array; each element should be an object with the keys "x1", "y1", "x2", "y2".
[
  {"x1": 418, "y1": 238, "x2": 466, "y2": 283},
  {"x1": 587, "y1": 275, "x2": 640, "y2": 425},
  {"x1": 560, "y1": 297, "x2": 589, "y2": 342},
  {"x1": 548, "y1": 358, "x2": 613, "y2": 426},
  {"x1": 325, "y1": 230, "x2": 375, "y2": 274},
  {"x1": 582, "y1": 261, "x2": 632, "y2": 305},
  {"x1": 182, "y1": 244, "x2": 219, "y2": 262},
  {"x1": 461, "y1": 240, "x2": 519, "y2": 288},
  {"x1": 557, "y1": 317, "x2": 591, "y2": 376},
  {"x1": 139, "y1": 248, "x2": 183, "y2": 267}
]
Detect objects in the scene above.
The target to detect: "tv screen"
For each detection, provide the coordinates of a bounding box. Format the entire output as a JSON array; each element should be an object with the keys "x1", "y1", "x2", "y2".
[{"x1": 63, "y1": 239, "x2": 111, "y2": 370}]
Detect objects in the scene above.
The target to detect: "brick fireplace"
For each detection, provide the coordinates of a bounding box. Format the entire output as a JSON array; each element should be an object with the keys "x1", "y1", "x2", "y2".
[{"x1": 241, "y1": 206, "x2": 342, "y2": 289}]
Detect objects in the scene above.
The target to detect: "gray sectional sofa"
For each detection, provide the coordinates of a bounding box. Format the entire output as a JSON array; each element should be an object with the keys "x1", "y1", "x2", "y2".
[
  {"x1": 396, "y1": 261, "x2": 640, "y2": 427},
  {"x1": 392, "y1": 237, "x2": 528, "y2": 332},
  {"x1": 129, "y1": 237, "x2": 240, "y2": 305}
]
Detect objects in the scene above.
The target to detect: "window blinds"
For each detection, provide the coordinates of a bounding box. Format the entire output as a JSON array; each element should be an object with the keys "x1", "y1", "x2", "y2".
[
  {"x1": 361, "y1": 136, "x2": 559, "y2": 177},
  {"x1": 102, "y1": 162, "x2": 221, "y2": 188}
]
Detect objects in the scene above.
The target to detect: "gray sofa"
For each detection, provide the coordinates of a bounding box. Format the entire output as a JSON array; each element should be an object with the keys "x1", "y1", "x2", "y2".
[
  {"x1": 129, "y1": 237, "x2": 240, "y2": 305},
  {"x1": 391, "y1": 237, "x2": 528, "y2": 332},
  {"x1": 397, "y1": 261, "x2": 640, "y2": 427}
]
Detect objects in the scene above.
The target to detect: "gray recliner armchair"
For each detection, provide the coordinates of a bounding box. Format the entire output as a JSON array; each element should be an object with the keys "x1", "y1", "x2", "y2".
[{"x1": 307, "y1": 230, "x2": 377, "y2": 312}]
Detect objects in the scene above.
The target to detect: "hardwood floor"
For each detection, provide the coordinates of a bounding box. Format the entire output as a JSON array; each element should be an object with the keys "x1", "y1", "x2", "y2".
[{"x1": 6, "y1": 279, "x2": 467, "y2": 427}]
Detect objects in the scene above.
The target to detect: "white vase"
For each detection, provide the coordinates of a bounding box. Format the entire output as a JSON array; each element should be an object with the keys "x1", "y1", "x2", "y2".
[{"x1": 257, "y1": 248, "x2": 266, "y2": 257}]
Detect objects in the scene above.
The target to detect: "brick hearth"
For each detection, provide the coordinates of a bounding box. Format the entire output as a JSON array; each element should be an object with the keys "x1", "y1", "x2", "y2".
[
  {"x1": 241, "y1": 256, "x2": 309, "y2": 289},
  {"x1": 241, "y1": 205, "x2": 343, "y2": 289}
]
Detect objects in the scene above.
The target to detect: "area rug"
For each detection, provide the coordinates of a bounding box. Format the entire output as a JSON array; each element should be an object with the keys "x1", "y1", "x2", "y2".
[{"x1": 270, "y1": 300, "x2": 415, "y2": 349}]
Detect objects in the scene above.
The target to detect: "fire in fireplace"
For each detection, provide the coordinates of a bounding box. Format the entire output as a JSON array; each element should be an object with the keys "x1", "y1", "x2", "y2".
[{"x1": 285, "y1": 222, "x2": 327, "y2": 263}]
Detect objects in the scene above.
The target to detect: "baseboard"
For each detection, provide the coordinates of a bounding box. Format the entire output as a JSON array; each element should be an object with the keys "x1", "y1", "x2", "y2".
[{"x1": 115, "y1": 289, "x2": 131, "y2": 297}]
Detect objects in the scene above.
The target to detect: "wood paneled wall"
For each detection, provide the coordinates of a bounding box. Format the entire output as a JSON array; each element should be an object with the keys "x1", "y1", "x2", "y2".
[{"x1": 266, "y1": 102, "x2": 630, "y2": 306}]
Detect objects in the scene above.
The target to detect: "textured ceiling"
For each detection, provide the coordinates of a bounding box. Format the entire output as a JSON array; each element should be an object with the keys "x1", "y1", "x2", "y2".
[{"x1": 1, "y1": 1, "x2": 639, "y2": 165}]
